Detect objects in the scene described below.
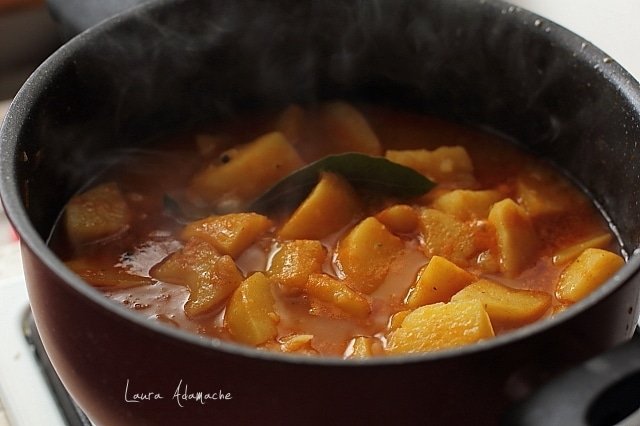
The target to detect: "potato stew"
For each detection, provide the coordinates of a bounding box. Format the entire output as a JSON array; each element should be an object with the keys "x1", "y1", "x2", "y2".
[{"x1": 53, "y1": 102, "x2": 624, "y2": 358}]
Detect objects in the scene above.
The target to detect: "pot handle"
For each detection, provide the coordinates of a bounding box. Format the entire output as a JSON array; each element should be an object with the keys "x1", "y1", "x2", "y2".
[{"x1": 502, "y1": 332, "x2": 640, "y2": 426}]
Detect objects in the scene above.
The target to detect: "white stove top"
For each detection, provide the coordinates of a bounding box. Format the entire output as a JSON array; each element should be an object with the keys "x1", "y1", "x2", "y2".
[{"x1": 1, "y1": 1, "x2": 640, "y2": 425}]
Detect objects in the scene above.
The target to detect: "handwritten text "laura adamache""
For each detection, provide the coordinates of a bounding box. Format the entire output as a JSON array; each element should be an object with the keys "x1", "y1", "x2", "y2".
[{"x1": 124, "y1": 379, "x2": 232, "y2": 407}]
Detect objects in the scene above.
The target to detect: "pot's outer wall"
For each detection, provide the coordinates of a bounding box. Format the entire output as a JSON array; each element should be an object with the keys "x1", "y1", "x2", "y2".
[{"x1": 3, "y1": 0, "x2": 640, "y2": 425}]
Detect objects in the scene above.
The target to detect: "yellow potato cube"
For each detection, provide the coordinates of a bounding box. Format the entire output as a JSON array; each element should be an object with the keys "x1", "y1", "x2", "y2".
[
  {"x1": 188, "y1": 132, "x2": 304, "y2": 206},
  {"x1": 432, "y1": 189, "x2": 503, "y2": 221},
  {"x1": 66, "y1": 258, "x2": 153, "y2": 288},
  {"x1": 319, "y1": 101, "x2": 382, "y2": 155},
  {"x1": 225, "y1": 272, "x2": 279, "y2": 345},
  {"x1": 418, "y1": 208, "x2": 477, "y2": 266},
  {"x1": 386, "y1": 300, "x2": 494, "y2": 354},
  {"x1": 556, "y1": 248, "x2": 624, "y2": 303},
  {"x1": 552, "y1": 234, "x2": 613, "y2": 265},
  {"x1": 278, "y1": 172, "x2": 361, "y2": 240},
  {"x1": 65, "y1": 182, "x2": 132, "y2": 245},
  {"x1": 349, "y1": 336, "x2": 382, "y2": 359},
  {"x1": 388, "y1": 310, "x2": 411, "y2": 331},
  {"x1": 151, "y1": 239, "x2": 243, "y2": 317},
  {"x1": 279, "y1": 334, "x2": 315, "y2": 353},
  {"x1": 375, "y1": 204, "x2": 419, "y2": 234},
  {"x1": 451, "y1": 279, "x2": 551, "y2": 329},
  {"x1": 269, "y1": 240, "x2": 327, "y2": 288},
  {"x1": 385, "y1": 146, "x2": 475, "y2": 184},
  {"x1": 305, "y1": 274, "x2": 371, "y2": 318},
  {"x1": 516, "y1": 165, "x2": 587, "y2": 217},
  {"x1": 336, "y1": 217, "x2": 404, "y2": 294},
  {"x1": 488, "y1": 199, "x2": 540, "y2": 277},
  {"x1": 181, "y1": 213, "x2": 273, "y2": 259},
  {"x1": 405, "y1": 256, "x2": 476, "y2": 308}
]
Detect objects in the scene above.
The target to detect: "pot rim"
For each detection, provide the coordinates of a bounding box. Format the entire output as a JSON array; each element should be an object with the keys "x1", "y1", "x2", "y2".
[{"x1": 1, "y1": 0, "x2": 640, "y2": 367}]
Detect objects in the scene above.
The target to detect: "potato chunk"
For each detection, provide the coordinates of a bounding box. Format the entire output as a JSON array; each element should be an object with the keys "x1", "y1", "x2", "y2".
[
  {"x1": 269, "y1": 240, "x2": 327, "y2": 289},
  {"x1": 432, "y1": 189, "x2": 503, "y2": 221},
  {"x1": 278, "y1": 172, "x2": 361, "y2": 240},
  {"x1": 319, "y1": 101, "x2": 382, "y2": 155},
  {"x1": 451, "y1": 279, "x2": 551, "y2": 329},
  {"x1": 305, "y1": 274, "x2": 371, "y2": 318},
  {"x1": 225, "y1": 272, "x2": 279, "y2": 345},
  {"x1": 375, "y1": 204, "x2": 419, "y2": 234},
  {"x1": 552, "y1": 234, "x2": 613, "y2": 265},
  {"x1": 181, "y1": 213, "x2": 272, "y2": 258},
  {"x1": 66, "y1": 258, "x2": 153, "y2": 288},
  {"x1": 556, "y1": 248, "x2": 624, "y2": 303},
  {"x1": 488, "y1": 199, "x2": 540, "y2": 277},
  {"x1": 65, "y1": 182, "x2": 131, "y2": 245},
  {"x1": 151, "y1": 239, "x2": 243, "y2": 317},
  {"x1": 418, "y1": 208, "x2": 477, "y2": 266},
  {"x1": 188, "y1": 132, "x2": 303, "y2": 207},
  {"x1": 385, "y1": 146, "x2": 474, "y2": 184},
  {"x1": 386, "y1": 300, "x2": 494, "y2": 354},
  {"x1": 516, "y1": 165, "x2": 587, "y2": 218},
  {"x1": 349, "y1": 336, "x2": 382, "y2": 359},
  {"x1": 336, "y1": 217, "x2": 404, "y2": 294},
  {"x1": 405, "y1": 256, "x2": 476, "y2": 308}
]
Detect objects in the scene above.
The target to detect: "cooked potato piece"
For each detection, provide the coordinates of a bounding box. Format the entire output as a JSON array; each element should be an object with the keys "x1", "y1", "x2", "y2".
[
  {"x1": 418, "y1": 208, "x2": 477, "y2": 266},
  {"x1": 432, "y1": 189, "x2": 503, "y2": 221},
  {"x1": 516, "y1": 165, "x2": 587, "y2": 217},
  {"x1": 279, "y1": 172, "x2": 361, "y2": 240},
  {"x1": 488, "y1": 199, "x2": 540, "y2": 277},
  {"x1": 385, "y1": 146, "x2": 475, "y2": 184},
  {"x1": 375, "y1": 204, "x2": 419, "y2": 234},
  {"x1": 66, "y1": 258, "x2": 153, "y2": 288},
  {"x1": 188, "y1": 132, "x2": 304, "y2": 206},
  {"x1": 225, "y1": 272, "x2": 279, "y2": 345},
  {"x1": 269, "y1": 240, "x2": 327, "y2": 288},
  {"x1": 451, "y1": 279, "x2": 551, "y2": 329},
  {"x1": 319, "y1": 101, "x2": 382, "y2": 155},
  {"x1": 388, "y1": 310, "x2": 411, "y2": 331},
  {"x1": 275, "y1": 104, "x2": 306, "y2": 146},
  {"x1": 405, "y1": 256, "x2": 476, "y2": 308},
  {"x1": 349, "y1": 336, "x2": 382, "y2": 359},
  {"x1": 552, "y1": 234, "x2": 613, "y2": 265},
  {"x1": 280, "y1": 334, "x2": 315, "y2": 353},
  {"x1": 181, "y1": 213, "x2": 273, "y2": 258},
  {"x1": 556, "y1": 248, "x2": 624, "y2": 303},
  {"x1": 336, "y1": 217, "x2": 404, "y2": 294},
  {"x1": 305, "y1": 274, "x2": 371, "y2": 318},
  {"x1": 65, "y1": 182, "x2": 132, "y2": 245},
  {"x1": 151, "y1": 239, "x2": 243, "y2": 317},
  {"x1": 387, "y1": 300, "x2": 494, "y2": 354}
]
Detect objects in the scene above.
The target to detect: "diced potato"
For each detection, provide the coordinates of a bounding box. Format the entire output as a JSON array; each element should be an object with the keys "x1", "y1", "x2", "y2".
[
  {"x1": 319, "y1": 101, "x2": 382, "y2": 155},
  {"x1": 432, "y1": 189, "x2": 503, "y2": 221},
  {"x1": 375, "y1": 204, "x2": 419, "y2": 234},
  {"x1": 275, "y1": 104, "x2": 306, "y2": 145},
  {"x1": 305, "y1": 274, "x2": 371, "y2": 318},
  {"x1": 385, "y1": 146, "x2": 475, "y2": 184},
  {"x1": 336, "y1": 217, "x2": 404, "y2": 294},
  {"x1": 556, "y1": 248, "x2": 624, "y2": 303},
  {"x1": 552, "y1": 234, "x2": 613, "y2": 265},
  {"x1": 418, "y1": 208, "x2": 477, "y2": 266},
  {"x1": 188, "y1": 132, "x2": 304, "y2": 206},
  {"x1": 405, "y1": 256, "x2": 476, "y2": 308},
  {"x1": 181, "y1": 213, "x2": 273, "y2": 258},
  {"x1": 65, "y1": 182, "x2": 132, "y2": 245},
  {"x1": 388, "y1": 310, "x2": 411, "y2": 331},
  {"x1": 516, "y1": 165, "x2": 587, "y2": 217},
  {"x1": 451, "y1": 279, "x2": 551, "y2": 329},
  {"x1": 278, "y1": 172, "x2": 361, "y2": 240},
  {"x1": 225, "y1": 272, "x2": 279, "y2": 345},
  {"x1": 66, "y1": 258, "x2": 153, "y2": 288},
  {"x1": 386, "y1": 300, "x2": 494, "y2": 354},
  {"x1": 280, "y1": 334, "x2": 315, "y2": 353},
  {"x1": 151, "y1": 239, "x2": 243, "y2": 317},
  {"x1": 269, "y1": 240, "x2": 327, "y2": 288},
  {"x1": 349, "y1": 336, "x2": 382, "y2": 359},
  {"x1": 488, "y1": 199, "x2": 540, "y2": 277}
]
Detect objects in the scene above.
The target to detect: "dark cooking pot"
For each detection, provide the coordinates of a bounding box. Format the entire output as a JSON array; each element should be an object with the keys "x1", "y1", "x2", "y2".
[{"x1": 2, "y1": 0, "x2": 640, "y2": 425}]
